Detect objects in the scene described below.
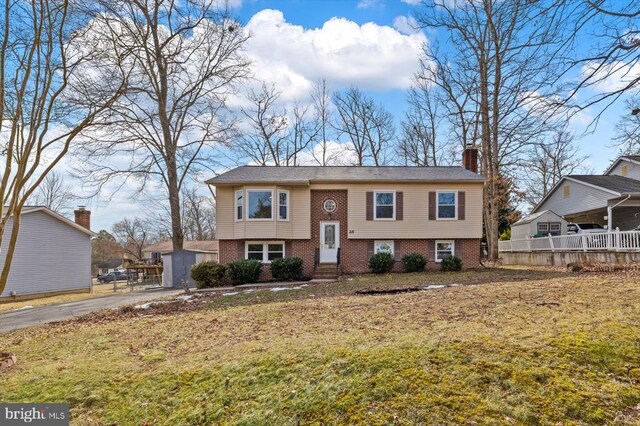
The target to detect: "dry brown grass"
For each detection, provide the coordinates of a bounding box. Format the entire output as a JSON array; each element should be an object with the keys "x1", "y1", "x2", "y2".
[{"x1": 1, "y1": 267, "x2": 639, "y2": 425}]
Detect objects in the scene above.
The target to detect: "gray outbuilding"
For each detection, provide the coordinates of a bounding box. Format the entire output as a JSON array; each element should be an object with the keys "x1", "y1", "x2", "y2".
[
  {"x1": 162, "y1": 249, "x2": 215, "y2": 288},
  {"x1": 510, "y1": 210, "x2": 567, "y2": 240}
]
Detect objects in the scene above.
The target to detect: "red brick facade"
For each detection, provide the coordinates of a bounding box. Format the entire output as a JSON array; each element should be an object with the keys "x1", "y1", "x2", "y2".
[{"x1": 218, "y1": 189, "x2": 481, "y2": 280}]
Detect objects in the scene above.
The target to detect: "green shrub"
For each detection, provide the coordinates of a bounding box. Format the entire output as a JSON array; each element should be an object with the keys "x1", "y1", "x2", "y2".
[
  {"x1": 226, "y1": 259, "x2": 262, "y2": 285},
  {"x1": 402, "y1": 252, "x2": 427, "y2": 273},
  {"x1": 441, "y1": 255, "x2": 463, "y2": 272},
  {"x1": 270, "y1": 257, "x2": 304, "y2": 281},
  {"x1": 190, "y1": 261, "x2": 226, "y2": 289},
  {"x1": 368, "y1": 252, "x2": 395, "y2": 274}
]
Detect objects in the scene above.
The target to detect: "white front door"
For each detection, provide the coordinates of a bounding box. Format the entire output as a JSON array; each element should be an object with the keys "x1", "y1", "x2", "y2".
[{"x1": 320, "y1": 221, "x2": 340, "y2": 263}]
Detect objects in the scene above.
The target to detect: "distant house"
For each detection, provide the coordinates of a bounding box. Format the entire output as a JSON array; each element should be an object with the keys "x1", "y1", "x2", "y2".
[
  {"x1": 510, "y1": 210, "x2": 567, "y2": 239},
  {"x1": 0, "y1": 206, "x2": 94, "y2": 300},
  {"x1": 142, "y1": 240, "x2": 219, "y2": 265},
  {"x1": 95, "y1": 258, "x2": 124, "y2": 275},
  {"x1": 207, "y1": 146, "x2": 484, "y2": 280},
  {"x1": 532, "y1": 155, "x2": 640, "y2": 231}
]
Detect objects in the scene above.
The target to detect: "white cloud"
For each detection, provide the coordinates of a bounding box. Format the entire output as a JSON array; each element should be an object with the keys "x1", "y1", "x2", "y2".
[
  {"x1": 393, "y1": 15, "x2": 420, "y2": 35},
  {"x1": 242, "y1": 9, "x2": 427, "y2": 102},
  {"x1": 582, "y1": 61, "x2": 640, "y2": 93},
  {"x1": 401, "y1": 0, "x2": 422, "y2": 4}
]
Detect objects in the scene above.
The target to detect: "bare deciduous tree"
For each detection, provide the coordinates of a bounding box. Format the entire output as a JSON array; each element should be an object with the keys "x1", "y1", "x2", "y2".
[
  {"x1": 522, "y1": 129, "x2": 590, "y2": 207},
  {"x1": 0, "y1": 0, "x2": 125, "y2": 294},
  {"x1": 398, "y1": 76, "x2": 451, "y2": 166},
  {"x1": 310, "y1": 78, "x2": 341, "y2": 166},
  {"x1": 236, "y1": 83, "x2": 320, "y2": 166},
  {"x1": 333, "y1": 87, "x2": 395, "y2": 166},
  {"x1": 73, "y1": 0, "x2": 250, "y2": 251},
  {"x1": 415, "y1": 0, "x2": 574, "y2": 259},
  {"x1": 112, "y1": 218, "x2": 152, "y2": 262},
  {"x1": 612, "y1": 96, "x2": 640, "y2": 155},
  {"x1": 29, "y1": 171, "x2": 76, "y2": 214},
  {"x1": 182, "y1": 187, "x2": 216, "y2": 241}
]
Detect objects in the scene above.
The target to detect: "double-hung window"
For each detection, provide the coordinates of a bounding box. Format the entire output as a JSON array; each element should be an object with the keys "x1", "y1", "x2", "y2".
[
  {"x1": 437, "y1": 191, "x2": 457, "y2": 219},
  {"x1": 278, "y1": 190, "x2": 289, "y2": 221},
  {"x1": 245, "y1": 242, "x2": 284, "y2": 263},
  {"x1": 247, "y1": 190, "x2": 273, "y2": 220},
  {"x1": 435, "y1": 240, "x2": 454, "y2": 262},
  {"x1": 374, "y1": 191, "x2": 395, "y2": 220},
  {"x1": 235, "y1": 190, "x2": 244, "y2": 221}
]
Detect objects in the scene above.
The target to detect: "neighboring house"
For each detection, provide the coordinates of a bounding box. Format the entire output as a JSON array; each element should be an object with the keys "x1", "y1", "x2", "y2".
[
  {"x1": 143, "y1": 240, "x2": 219, "y2": 265},
  {"x1": 532, "y1": 155, "x2": 640, "y2": 231},
  {"x1": 95, "y1": 258, "x2": 124, "y2": 275},
  {"x1": 0, "y1": 206, "x2": 94, "y2": 300},
  {"x1": 207, "y1": 146, "x2": 484, "y2": 280},
  {"x1": 510, "y1": 210, "x2": 567, "y2": 240}
]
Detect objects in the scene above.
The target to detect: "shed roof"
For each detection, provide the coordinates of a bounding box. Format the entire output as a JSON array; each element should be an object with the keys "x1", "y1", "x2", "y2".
[
  {"x1": 206, "y1": 166, "x2": 484, "y2": 185},
  {"x1": 512, "y1": 210, "x2": 564, "y2": 226}
]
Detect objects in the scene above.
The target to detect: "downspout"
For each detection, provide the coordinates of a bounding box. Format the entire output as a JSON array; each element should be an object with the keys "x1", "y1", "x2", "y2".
[{"x1": 607, "y1": 194, "x2": 631, "y2": 231}]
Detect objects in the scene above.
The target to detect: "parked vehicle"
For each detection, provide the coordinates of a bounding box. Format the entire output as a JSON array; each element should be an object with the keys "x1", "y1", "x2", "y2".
[
  {"x1": 566, "y1": 223, "x2": 605, "y2": 235},
  {"x1": 98, "y1": 271, "x2": 130, "y2": 283}
]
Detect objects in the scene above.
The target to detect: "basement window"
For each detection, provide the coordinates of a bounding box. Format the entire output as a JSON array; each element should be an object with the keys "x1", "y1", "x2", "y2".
[{"x1": 245, "y1": 242, "x2": 284, "y2": 263}]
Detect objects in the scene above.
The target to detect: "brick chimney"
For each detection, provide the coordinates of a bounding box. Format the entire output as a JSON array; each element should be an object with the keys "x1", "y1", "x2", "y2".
[
  {"x1": 462, "y1": 144, "x2": 478, "y2": 174},
  {"x1": 74, "y1": 206, "x2": 91, "y2": 230}
]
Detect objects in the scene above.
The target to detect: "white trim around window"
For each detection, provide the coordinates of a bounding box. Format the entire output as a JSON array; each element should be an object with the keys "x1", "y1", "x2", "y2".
[
  {"x1": 246, "y1": 189, "x2": 274, "y2": 221},
  {"x1": 436, "y1": 190, "x2": 458, "y2": 220},
  {"x1": 245, "y1": 241, "x2": 285, "y2": 263},
  {"x1": 277, "y1": 189, "x2": 290, "y2": 221},
  {"x1": 374, "y1": 240, "x2": 394, "y2": 256},
  {"x1": 235, "y1": 189, "x2": 244, "y2": 222},
  {"x1": 435, "y1": 240, "x2": 455, "y2": 263},
  {"x1": 374, "y1": 190, "x2": 396, "y2": 220}
]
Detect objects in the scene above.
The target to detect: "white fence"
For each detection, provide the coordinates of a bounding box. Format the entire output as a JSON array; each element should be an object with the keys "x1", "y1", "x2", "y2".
[{"x1": 499, "y1": 230, "x2": 640, "y2": 252}]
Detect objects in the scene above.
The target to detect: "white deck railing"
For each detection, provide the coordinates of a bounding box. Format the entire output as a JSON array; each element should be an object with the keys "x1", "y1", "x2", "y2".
[{"x1": 499, "y1": 230, "x2": 640, "y2": 252}]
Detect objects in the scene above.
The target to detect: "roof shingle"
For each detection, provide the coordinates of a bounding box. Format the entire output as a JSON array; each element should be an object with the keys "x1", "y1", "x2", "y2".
[
  {"x1": 206, "y1": 166, "x2": 484, "y2": 185},
  {"x1": 568, "y1": 175, "x2": 640, "y2": 194}
]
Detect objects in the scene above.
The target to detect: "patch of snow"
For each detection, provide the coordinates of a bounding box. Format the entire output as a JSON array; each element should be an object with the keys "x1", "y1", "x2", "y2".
[
  {"x1": 270, "y1": 286, "x2": 303, "y2": 292},
  {"x1": 176, "y1": 295, "x2": 193, "y2": 302},
  {"x1": 134, "y1": 301, "x2": 171, "y2": 309},
  {"x1": 424, "y1": 285, "x2": 446, "y2": 290},
  {"x1": 222, "y1": 292, "x2": 239, "y2": 296},
  {"x1": 17, "y1": 305, "x2": 33, "y2": 310}
]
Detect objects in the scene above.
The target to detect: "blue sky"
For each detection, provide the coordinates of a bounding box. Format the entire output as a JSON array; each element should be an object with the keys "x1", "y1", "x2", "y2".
[{"x1": 86, "y1": 0, "x2": 630, "y2": 231}]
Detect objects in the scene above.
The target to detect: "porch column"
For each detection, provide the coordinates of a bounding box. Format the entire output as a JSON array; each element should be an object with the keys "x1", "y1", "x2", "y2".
[{"x1": 607, "y1": 205, "x2": 613, "y2": 231}]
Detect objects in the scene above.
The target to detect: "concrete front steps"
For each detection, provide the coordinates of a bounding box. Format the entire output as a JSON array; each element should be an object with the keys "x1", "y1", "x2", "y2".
[{"x1": 313, "y1": 263, "x2": 340, "y2": 280}]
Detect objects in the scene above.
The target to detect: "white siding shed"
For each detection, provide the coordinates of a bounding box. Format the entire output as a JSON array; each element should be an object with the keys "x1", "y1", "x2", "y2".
[{"x1": 511, "y1": 210, "x2": 567, "y2": 240}]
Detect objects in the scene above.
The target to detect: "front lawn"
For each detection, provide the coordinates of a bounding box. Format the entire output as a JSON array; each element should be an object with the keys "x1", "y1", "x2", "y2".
[{"x1": 1, "y1": 267, "x2": 639, "y2": 425}]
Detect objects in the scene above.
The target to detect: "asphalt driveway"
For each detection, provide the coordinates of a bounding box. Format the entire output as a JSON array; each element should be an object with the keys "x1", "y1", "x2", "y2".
[{"x1": 0, "y1": 288, "x2": 183, "y2": 334}]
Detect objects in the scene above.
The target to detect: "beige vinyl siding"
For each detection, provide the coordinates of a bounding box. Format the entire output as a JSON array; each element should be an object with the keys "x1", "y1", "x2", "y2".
[
  {"x1": 311, "y1": 182, "x2": 483, "y2": 239},
  {"x1": 215, "y1": 187, "x2": 235, "y2": 239},
  {"x1": 351, "y1": 183, "x2": 482, "y2": 239},
  {"x1": 608, "y1": 159, "x2": 640, "y2": 181},
  {"x1": 216, "y1": 185, "x2": 311, "y2": 240}
]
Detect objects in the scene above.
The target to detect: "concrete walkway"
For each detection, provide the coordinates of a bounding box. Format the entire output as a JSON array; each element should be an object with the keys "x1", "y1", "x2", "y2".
[{"x1": 0, "y1": 288, "x2": 183, "y2": 334}]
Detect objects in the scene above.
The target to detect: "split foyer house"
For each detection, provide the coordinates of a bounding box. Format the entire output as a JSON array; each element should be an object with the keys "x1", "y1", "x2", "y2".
[
  {"x1": 532, "y1": 155, "x2": 640, "y2": 231},
  {"x1": 207, "y1": 147, "x2": 484, "y2": 279}
]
